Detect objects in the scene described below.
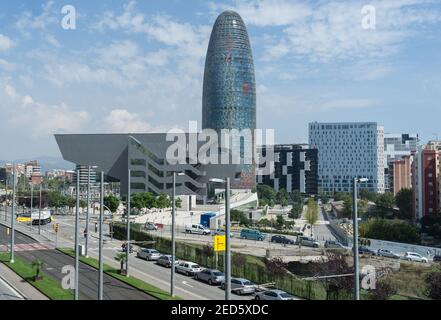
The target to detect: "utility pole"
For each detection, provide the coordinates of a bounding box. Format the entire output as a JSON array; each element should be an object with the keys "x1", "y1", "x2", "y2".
[
  {"x1": 126, "y1": 169, "x2": 131, "y2": 277},
  {"x1": 98, "y1": 171, "x2": 104, "y2": 300},
  {"x1": 10, "y1": 165, "x2": 16, "y2": 263},
  {"x1": 353, "y1": 178, "x2": 362, "y2": 301},
  {"x1": 74, "y1": 170, "x2": 80, "y2": 300},
  {"x1": 30, "y1": 183, "x2": 33, "y2": 229}
]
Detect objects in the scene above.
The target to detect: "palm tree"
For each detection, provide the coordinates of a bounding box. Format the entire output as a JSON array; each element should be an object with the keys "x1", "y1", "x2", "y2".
[
  {"x1": 114, "y1": 253, "x2": 127, "y2": 275},
  {"x1": 32, "y1": 259, "x2": 44, "y2": 281}
]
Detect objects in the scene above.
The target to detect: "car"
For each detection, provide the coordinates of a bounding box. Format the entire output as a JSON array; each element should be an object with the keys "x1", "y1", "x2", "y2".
[
  {"x1": 240, "y1": 229, "x2": 265, "y2": 241},
  {"x1": 121, "y1": 243, "x2": 134, "y2": 253},
  {"x1": 185, "y1": 224, "x2": 211, "y2": 235},
  {"x1": 157, "y1": 255, "x2": 180, "y2": 268},
  {"x1": 377, "y1": 249, "x2": 400, "y2": 259},
  {"x1": 358, "y1": 246, "x2": 376, "y2": 255},
  {"x1": 324, "y1": 240, "x2": 345, "y2": 249},
  {"x1": 297, "y1": 236, "x2": 320, "y2": 248},
  {"x1": 271, "y1": 235, "x2": 295, "y2": 245},
  {"x1": 403, "y1": 252, "x2": 428, "y2": 263},
  {"x1": 137, "y1": 248, "x2": 161, "y2": 261},
  {"x1": 175, "y1": 261, "x2": 203, "y2": 276},
  {"x1": 145, "y1": 222, "x2": 158, "y2": 230},
  {"x1": 434, "y1": 255, "x2": 441, "y2": 263},
  {"x1": 212, "y1": 229, "x2": 234, "y2": 237},
  {"x1": 255, "y1": 289, "x2": 295, "y2": 300},
  {"x1": 194, "y1": 269, "x2": 225, "y2": 285},
  {"x1": 221, "y1": 278, "x2": 256, "y2": 295}
]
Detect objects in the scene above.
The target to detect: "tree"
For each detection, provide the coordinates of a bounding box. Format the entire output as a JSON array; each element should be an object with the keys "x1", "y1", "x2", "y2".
[
  {"x1": 369, "y1": 278, "x2": 397, "y2": 300},
  {"x1": 257, "y1": 184, "x2": 276, "y2": 207},
  {"x1": 290, "y1": 190, "x2": 302, "y2": 204},
  {"x1": 32, "y1": 259, "x2": 45, "y2": 281},
  {"x1": 175, "y1": 197, "x2": 182, "y2": 209},
  {"x1": 359, "y1": 189, "x2": 377, "y2": 202},
  {"x1": 47, "y1": 191, "x2": 67, "y2": 213},
  {"x1": 264, "y1": 257, "x2": 287, "y2": 289},
  {"x1": 231, "y1": 209, "x2": 251, "y2": 226},
  {"x1": 276, "y1": 188, "x2": 289, "y2": 206},
  {"x1": 319, "y1": 192, "x2": 330, "y2": 204},
  {"x1": 333, "y1": 192, "x2": 352, "y2": 202},
  {"x1": 289, "y1": 203, "x2": 303, "y2": 219},
  {"x1": 376, "y1": 192, "x2": 395, "y2": 209},
  {"x1": 156, "y1": 193, "x2": 171, "y2": 209},
  {"x1": 305, "y1": 198, "x2": 318, "y2": 235},
  {"x1": 425, "y1": 269, "x2": 441, "y2": 299},
  {"x1": 104, "y1": 195, "x2": 120, "y2": 213},
  {"x1": 395, "y1": 188, "x2": 413, "y2": 220},
  {"x1": 114, "y1": 253, "x2": 127, "y2": 275},
  {"x1": 359, "y1": 218, "x2": 421, "y2": 244},
  {"x1": 275, "y1": 215, "x2": 285, "y2": 230}
]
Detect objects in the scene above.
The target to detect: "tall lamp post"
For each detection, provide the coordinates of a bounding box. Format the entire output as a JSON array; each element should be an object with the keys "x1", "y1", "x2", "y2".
[
  {"x1": 98, "y1": 171, "x2": 104, "y2": 300},
  {"x1": 209, "y1": 177, "x2": 231, "y2": 301},
  {"x1": 38, "y1": 183, "x2": 42, "y2": 235},
  {"x1": 10, "y1": 164, "x2": 16, "y2": 263},
  {"x1": 74, "y1": 169, "x2": 80, "y2": 300},
  {"x1": 85, "y1": 166, "x2": 91, "y2": 257},
  {"x1": 126, "y1": 168, "x2": 131, "y2": 277},
  {"x1": 353, "y1": 177, "x2": 368, "y2": 301},
  {"x1": 170, "y1": 171, "x2": 185, "y2": 297}
]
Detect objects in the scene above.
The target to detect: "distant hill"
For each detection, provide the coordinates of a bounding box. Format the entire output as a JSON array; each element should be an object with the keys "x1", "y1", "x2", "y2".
[{"x1": 0, "y1": 156, "x2": 74, "y2": 173}]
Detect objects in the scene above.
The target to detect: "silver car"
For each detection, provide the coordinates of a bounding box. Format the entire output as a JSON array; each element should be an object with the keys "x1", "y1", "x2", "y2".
[
  {"x1": 137, "y1": 248, "x2": 161, "y2": 261},
  {"x1": 175, "y1": 261, "x2": 203, "y2": 276},
  {"x1": 403, "y1": 252, "x2": 428, "y2": 263},
  {"x1": 377, "y1": 249, "x2": 400, "y2": 259},
  {"x1": 297, "y1": 236, "x2": 320, "y2": 248},
  {"x1": 157, "y1": 255, "x2": 180, "y2": 268},
  {"x1": 255, "y1": 289, "x2": 294, "y2": 300},
  {"x1": 221, "y1": 278, "x2": 256, "y2": 295},
  {"x1": 194, "y1": 269, "x2": 225, "y2": 285}
]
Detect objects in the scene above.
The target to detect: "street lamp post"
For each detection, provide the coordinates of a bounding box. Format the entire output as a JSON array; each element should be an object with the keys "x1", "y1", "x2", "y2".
[
  {"x1": 209, "y1": 178, "x2": 231, "y2": 300},
  {"x1": 74, "y1": 170, "x2": 80, "y2": 300},
  {"x1": 10, "y1": 165, "x2": 16, "y2": 263},
  {"x1": 39, "y1": 183, "x2": 42, "y2": 235},
  {"x1": 30, "y1": 183, "x2": 33, "y2": 230},
  {"x1": 98, "y1": 171, "x2": 104, "y2": 300},
  {"x1": 353, "y1": 177, "x2": 368, "y2": 301},
  {"x1": 85, "y1": 166, "x2": 90, "y2": 257},
  {"x1": 171, "y1": 171, "x2": 184, "y2": 297},
  {"x1": 126, "y1": 169, "x2": 131, "y2": 277}
]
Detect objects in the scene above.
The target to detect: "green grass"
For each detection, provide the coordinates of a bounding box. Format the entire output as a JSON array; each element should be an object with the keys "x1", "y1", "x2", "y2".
[
  {"x1": 59, "y1": 248, "x2": 182, "y2": 300},
  {"x1": 0, "y1": 253, "x2": 73, "y2": 300}
]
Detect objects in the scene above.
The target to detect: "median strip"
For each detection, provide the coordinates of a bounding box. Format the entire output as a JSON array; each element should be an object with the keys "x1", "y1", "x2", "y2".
[{"x1": 58, "y1": 248, "x2": 182, "y2": 300}]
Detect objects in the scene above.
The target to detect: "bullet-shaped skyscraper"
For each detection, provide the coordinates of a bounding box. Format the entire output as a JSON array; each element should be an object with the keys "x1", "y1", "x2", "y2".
[
  {"x1": 202, "y1": 11, "x2": 256, "y2": 189},
  {"x1": 202, "y1": 10, "x2": 256, "y2": 132}
]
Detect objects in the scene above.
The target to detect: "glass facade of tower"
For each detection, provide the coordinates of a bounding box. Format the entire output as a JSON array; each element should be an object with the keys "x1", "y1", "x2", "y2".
[{"x1": 202, "y1": 11, "x2": 256, "y2": 131}]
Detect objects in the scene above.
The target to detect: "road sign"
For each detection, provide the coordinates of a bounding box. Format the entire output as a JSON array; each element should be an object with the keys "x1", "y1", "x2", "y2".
[{"x1": 214, "y1": 235, "x2": 225, "y2": 252}]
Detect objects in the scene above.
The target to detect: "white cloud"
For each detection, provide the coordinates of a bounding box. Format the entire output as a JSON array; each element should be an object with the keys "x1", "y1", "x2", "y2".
[
  {"x1": 0, "y1": 59, "x2": 17, "y2": 71},
  {"x1": 16, "y1": 1, "x2": 58, "y2": 31},
  {"x1": 4, "y1": 85, "x2": 17, "y2": 98},
  {"x1": 104, "y1": 109, "x2": 164, "y2": 133},
  {"x1": 0, "y1": 34, "x2": 14, "y2": 51}
]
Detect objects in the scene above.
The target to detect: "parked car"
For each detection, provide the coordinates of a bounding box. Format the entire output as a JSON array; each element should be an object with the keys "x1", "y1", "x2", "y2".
[
  {"x1": 185, "y1": 223, "x2": 211, "y2": 235},
  {"x1": 157, "y1": 255, "x2": 180, "y2": 268},
  {"x1": 271, "y1": 235, "x2": 295, "y2": 245},
  {"x1": 434, "y1": 255, "x2": 441, "y2": 263},
  {"x1": 121, "y1": 243, "x2": 134, "y2": 253},
  {"x1": 240, "y1": 229, "x2": 265, "y2": 241},
  {"x1": 377, "y1": 249, "x2": 400, "y2": 259},
  {"x1": 175, "y1": 261, "x2": 203, "y2": 276},
  {"x1": 212, "y1": 229, "x2": 234, "y2": 237},
  {"x1": 137, "y1": 248, "x2": 161, "y2": 261},
  {"x1": 145, "y1": 222, "x2": 158, "y2": 230},
  {"x1": 403, "y1": 252, "x2": 428, "y2": 263},
  {"x1": 324, "y1": 240, "x2": 345, "y2": 249},
  {"x1": 358, "y1": 246, "x2": 376, "y2": 255},
  {"x1": 255, "y1": 289, "x2": 294, "y2": 300},
  {"x1": 297, "y1": 236, "x2": 320, "y2": 248},
  {"x1": 194, "y1": 269, "x2": 225, "y2": 285},
  {"x1": 221, "y1": 278, "x2": 256, "y2": 295}
]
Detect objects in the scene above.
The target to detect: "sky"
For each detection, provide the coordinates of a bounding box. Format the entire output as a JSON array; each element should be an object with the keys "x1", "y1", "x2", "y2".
[{"x1": 0, "y1": 0, "x2": 440, "y2": 160}]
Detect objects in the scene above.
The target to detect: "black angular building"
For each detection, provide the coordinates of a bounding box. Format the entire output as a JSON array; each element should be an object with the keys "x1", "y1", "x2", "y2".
[{"x1": 257, "y1": 144, "x2": 318, "y2": 195}]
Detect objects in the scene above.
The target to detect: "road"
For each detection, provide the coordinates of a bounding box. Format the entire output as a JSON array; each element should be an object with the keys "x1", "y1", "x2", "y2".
[
  {"x1": 0, "y1": 223, "x2": 155, "y2": 300},
  {"x1": 0, "y1": 209, "x2": 253, "y2": 300}
]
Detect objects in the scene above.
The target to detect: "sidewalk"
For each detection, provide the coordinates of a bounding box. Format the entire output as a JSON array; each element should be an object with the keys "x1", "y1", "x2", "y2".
[{"x1": 0, "y1": 262, "x2": 48, "y2": 300}]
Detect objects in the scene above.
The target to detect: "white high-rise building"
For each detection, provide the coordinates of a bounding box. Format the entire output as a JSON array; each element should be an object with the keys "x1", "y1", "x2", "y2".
[{"x1": 309, "y1": 122, "x2": 385, "y2": 194}]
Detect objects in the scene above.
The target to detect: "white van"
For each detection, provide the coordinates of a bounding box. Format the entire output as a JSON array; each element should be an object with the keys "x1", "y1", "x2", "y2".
[{"x1": 185, "y1": 223, "x2": 211, "y2": 235}]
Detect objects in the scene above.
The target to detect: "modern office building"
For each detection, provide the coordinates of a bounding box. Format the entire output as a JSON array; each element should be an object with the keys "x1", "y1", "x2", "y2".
[
  {"x1": 309, "y1": 122, "x2": 385, "y2": 193},
  {"x1": 384, "y1": 133, "x2": 418, "y2": 191},
  {"x1": 202, "y1": 10, "x2": 256, "y2": 189},
  {"x1": 412, "y1": 141, "x2": 441, "y2": 219},
  {"x1": 256, "y1": 144, "x2": 318, "y2": 195},
  {"x1": 72, "y1": 165, "x2": 97, "y2": 185}
]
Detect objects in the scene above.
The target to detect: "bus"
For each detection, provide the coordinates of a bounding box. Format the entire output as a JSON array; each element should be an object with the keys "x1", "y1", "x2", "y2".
[{"x1": 16, "y1": 210, "x2": 52, "y2": 225}]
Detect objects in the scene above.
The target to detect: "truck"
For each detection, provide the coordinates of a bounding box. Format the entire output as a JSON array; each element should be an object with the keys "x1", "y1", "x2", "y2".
[{"x1": 16, "y1": 210, "x2": 52, "y2": 225}]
